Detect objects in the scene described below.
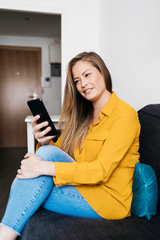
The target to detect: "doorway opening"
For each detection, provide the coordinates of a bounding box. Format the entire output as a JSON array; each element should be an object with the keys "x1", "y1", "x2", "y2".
[{"x1": 0, "y1": 10, "x2": 61, "y2": 147}]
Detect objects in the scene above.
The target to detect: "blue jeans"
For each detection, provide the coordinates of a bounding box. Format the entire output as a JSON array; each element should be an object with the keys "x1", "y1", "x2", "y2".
[{"x1": 0, "y1": 145, "x2": 102, "y2": 235}]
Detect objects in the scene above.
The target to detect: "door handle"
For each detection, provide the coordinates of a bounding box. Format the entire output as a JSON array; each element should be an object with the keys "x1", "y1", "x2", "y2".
[{"x1": 29, "y1": 92, "x2": 39, "y2": 99}]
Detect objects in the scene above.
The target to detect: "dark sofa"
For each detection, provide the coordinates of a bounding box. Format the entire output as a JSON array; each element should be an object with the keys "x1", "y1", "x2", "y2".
[{"x1": 19, "y1": 104, "x2": 160, "y2": 240}]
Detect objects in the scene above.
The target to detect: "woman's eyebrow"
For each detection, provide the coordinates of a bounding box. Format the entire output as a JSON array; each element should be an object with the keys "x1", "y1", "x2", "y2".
[
  {"x1": 73, "y1": 76, "x2": 79, "y2": 81},
  {"x1": 82, "y1": 69, "x2": 91, "y2": 75}
]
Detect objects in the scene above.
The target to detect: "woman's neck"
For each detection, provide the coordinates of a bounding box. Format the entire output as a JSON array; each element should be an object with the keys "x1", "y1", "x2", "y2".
[{"x1": 92, "y1": 91, "x2": 111, "y2": 125}]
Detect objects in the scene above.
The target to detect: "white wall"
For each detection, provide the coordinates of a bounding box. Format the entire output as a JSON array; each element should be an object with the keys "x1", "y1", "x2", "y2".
[
  {"x1": 99, "y1": 0, "x2": 160, "y2": 110},
  {"x1": 0, "y1": 0, "x2": 100, "y2": 104},
  {"x1": 1, "y1": 0, "x2": 159, "y2": 111}
]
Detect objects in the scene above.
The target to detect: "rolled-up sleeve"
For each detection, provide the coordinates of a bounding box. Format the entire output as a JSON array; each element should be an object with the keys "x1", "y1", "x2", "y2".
[{"x1": 53, "y1": 160, "x2": 105, "y2": 186}]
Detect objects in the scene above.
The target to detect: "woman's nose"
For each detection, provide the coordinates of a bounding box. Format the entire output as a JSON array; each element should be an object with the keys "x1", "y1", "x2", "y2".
[{"x1": 81, "y1": 78, "x2": 87, "y2": 87}]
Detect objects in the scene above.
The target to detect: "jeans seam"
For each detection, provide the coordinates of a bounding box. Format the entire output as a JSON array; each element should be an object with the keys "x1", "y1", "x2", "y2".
[
  {"x1": 12, "y1": 177, "x2": 51, "y2": 231},
  {"x1": 52, "y1": 190, "x2": 84, "y2": 200}
]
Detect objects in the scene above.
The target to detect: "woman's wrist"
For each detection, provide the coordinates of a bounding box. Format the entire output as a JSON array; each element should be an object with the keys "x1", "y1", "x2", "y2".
[
  {"x1": 39, "y1": 140, "x2": 51, "y2": 146},
  {"x1": 41, "y1": 161, "x2": 56, "y2": 177}
]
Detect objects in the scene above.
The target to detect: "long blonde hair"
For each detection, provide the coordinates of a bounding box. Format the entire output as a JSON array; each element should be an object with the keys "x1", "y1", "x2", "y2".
[{"x1": 59, "y1": 52, "x2": 112, "y2": 157}]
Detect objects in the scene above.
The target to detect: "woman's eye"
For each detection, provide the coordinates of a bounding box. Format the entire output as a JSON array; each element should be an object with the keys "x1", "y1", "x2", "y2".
[
  {"x1": 74, "y1": 79, "x2": 80, "y2": 85},
  {"x1": 85, "y1": 73, "x2": 91, "y2": 77}
]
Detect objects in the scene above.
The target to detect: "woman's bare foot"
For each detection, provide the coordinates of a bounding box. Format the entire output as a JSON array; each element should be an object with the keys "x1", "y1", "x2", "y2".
[{"x1": 0, "y1": 225, "x2": 18, "y2": 240}]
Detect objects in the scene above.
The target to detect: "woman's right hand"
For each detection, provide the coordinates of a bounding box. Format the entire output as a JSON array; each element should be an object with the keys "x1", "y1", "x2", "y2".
[{"x1": 31, "y1": 115, "x2": 55, "y2": 146}]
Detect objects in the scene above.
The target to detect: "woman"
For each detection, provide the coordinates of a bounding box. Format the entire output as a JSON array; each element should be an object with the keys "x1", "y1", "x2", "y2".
[{"x1": 0, "y1": 52, "x2": 140, "y2": 239}]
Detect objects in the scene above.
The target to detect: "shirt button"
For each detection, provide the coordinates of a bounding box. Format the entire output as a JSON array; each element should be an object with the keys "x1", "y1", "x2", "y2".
[
  {"x1": 67, "y1": 182, "x2": 70, "y2": 185},
  {"x1": 59, "y1": 184, "x2": 62, "y2": 186}
]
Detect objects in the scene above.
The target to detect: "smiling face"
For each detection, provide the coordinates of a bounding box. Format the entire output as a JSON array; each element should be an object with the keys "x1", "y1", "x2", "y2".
[{"x1": 72, "y1": 60, "x2": 109, "y2": 105}]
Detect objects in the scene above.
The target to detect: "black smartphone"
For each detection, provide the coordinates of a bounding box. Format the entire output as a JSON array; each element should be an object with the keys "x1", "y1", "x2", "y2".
[{"x1": 27, "y1": 98, "x2": 58, "y2": 142}]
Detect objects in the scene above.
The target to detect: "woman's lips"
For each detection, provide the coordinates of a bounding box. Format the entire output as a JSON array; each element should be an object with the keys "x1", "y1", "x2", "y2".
[{"x1": 83, "y1": 88, "x2": 94, "y2": 94}]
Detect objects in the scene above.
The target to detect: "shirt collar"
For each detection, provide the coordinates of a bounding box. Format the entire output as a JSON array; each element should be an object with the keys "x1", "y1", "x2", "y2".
[{"x1": 101, "y1": 91, "x2": 119, "y2": 117}]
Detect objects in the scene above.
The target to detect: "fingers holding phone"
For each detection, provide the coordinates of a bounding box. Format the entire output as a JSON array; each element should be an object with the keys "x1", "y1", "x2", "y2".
[
  {"x1": 27, "y1": 99, "x2": 58, "y2": 145},
  {"x1": 31, "y1": 115, "x2": 55, "y2": 145}
]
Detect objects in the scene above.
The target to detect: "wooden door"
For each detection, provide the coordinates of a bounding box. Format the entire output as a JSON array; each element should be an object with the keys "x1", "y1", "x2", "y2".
[{"x1": 0, "y1": 46, "x2": 41, "y2": 147}]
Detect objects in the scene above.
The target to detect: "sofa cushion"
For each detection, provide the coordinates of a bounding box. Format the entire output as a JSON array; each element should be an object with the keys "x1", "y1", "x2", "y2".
[
  {"x1": 138, "y1": 104, "x2": 160, "y2": 211},
  {"x1": 19, "y1": 208, "x2": 160, "y2": 240},
  {"x1": 131, "y1": 163, "x2": 158, "y2": 220}
]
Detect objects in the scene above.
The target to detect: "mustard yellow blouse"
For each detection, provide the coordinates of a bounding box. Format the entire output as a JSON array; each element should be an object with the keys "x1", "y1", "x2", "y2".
[{"x1": 38, "y1": 92, "x2": 140, "y2": 219}]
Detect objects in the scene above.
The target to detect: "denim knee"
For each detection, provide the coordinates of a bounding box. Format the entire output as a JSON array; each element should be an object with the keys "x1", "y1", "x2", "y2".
[
  {"x1": 36, "y1": 145, "x2": 55, "y2": 155},
  {"x1": 36, "y1": 145, "x2": 74, "y2": 163},
  {"x1": 36, "y1": 145, "x2": 58, "y2": 161}
]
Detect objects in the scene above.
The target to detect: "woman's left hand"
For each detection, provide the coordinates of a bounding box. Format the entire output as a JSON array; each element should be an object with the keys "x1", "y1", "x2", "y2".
[{"x1": 17, "y1": 153, "x2": 45, "y2": 179}]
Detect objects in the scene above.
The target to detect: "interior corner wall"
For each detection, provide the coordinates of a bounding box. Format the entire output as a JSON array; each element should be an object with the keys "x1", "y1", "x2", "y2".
[{"x1": 99, "y1": 0, "x2": 160, "y2": 110}]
